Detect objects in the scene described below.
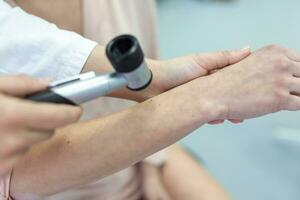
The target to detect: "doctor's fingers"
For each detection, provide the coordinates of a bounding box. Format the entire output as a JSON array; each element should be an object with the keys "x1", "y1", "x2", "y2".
[
  {"x1": 0, "y1": 129, "x2": 53, "y2": 159},
  {"x1": 0, "y1": 96, "x2": 82, "y2": 130},
  {"x1": 0, "y1": 74, "x2": 50, "y2": 97}
]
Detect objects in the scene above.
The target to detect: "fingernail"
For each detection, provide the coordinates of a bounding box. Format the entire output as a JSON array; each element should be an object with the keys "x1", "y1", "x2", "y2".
[
  {"x1": 38, "y1": 78, "x2": 52, "y2": 85},
  {"x1": 242, "y1": 45, "x2": 251, "y2": 51}
]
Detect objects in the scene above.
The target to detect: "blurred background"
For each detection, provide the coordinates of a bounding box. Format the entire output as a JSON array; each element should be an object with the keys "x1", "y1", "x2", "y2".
[{"x1": 156, "y1": 0, "x2": 300, "y2": 199}]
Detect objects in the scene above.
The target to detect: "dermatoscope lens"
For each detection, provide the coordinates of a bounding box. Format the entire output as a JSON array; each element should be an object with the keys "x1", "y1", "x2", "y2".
[{"x1": 106, "y1": 35, "x2": 152, "y2": 91}]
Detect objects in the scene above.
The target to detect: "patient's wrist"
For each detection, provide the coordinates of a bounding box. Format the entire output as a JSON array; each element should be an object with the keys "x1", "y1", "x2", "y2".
[{"x1": 192, "y1": 78, "x2": 228, "y2": 122}]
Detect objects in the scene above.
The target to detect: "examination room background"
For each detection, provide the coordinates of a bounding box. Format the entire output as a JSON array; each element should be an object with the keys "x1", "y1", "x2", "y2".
[{"x1": 156, "y1": 0, "x2": 300, "y2": 199}]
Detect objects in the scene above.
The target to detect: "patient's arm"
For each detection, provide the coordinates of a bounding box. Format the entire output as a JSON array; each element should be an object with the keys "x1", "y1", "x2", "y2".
[
  {"x1": 12, "y1": 0, "x2": 251, "y2": 103},
  {"x1": 82, "y1": 45, "x2": 251, "y2": 102},
  {"x1": 1, "y1": 0, "x2": 251, "y2": 103},
  {"x1": 10, "y1": 45, "x2": 300, "y2": 199},
  {"x1": 11, "y1": 80, "x2": 223, "y2": 200}
]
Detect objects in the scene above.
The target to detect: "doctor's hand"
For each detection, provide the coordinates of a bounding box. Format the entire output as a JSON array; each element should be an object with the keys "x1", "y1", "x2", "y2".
[
  {"x1": 191, "y1": 45, "x2": 300, "y2": 121},
  {"x1": 0, "y1": 75, "x2": 82, "y2": 177}
]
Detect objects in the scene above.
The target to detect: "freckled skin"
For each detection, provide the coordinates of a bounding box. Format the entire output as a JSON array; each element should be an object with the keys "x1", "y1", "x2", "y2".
[
  {"x1": 0, "y1": 75, "x2": 81, "y2": 178},
  {"x1": 10, "y1": 45, "x2": 300, "y2": 200}
]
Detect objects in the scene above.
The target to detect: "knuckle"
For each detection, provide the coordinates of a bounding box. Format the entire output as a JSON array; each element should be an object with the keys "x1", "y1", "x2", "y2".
[
  {"x1": 221, "y1": 50, "x2": 230, "y2": 57},
  {"x1": 68, "y1": 107, "x2": 82, "y2": 121},
  {"x1": 1, "y1": 108, "x2": 22, "y2": 126},
  {"x1": 57, "y1": 107, "x2": 82, "y2": 125},
  {"x1": 274, "y1": 89, "x2": 287, "y2": 99},
  {"x1": 191, "y1": 54, "x2": 207, "y2": 68},
  {"x1": 272, "y1": 56, "x2": 290, "y2": 71},
  {"x1": 0, "y1": 108, "x2": 20, "y2": 126},
  {"x1": 265, "y1": 44, "x2": 277, "y2": 51},
  {"x1": 273, "y1": 89, "x2": 289, "y2": 109},
  {"x1": 221, "y1": 50, "x2": 231, "y2": 60},
  {"x1": 16, "y1": 74, "x2": 38, "y2": 88},
  {"x1": 218, "y1": 50, "x2": 231, "y2": 66},
  {"x1": 273, "y1": 75, "x2": 288, "y2": 89},
  {"x1": 265, "y1": 44, "x2": 285, "y2": 52},
  {"x1": 5, "y1": 116, "x2": 19, "y2": 126}
]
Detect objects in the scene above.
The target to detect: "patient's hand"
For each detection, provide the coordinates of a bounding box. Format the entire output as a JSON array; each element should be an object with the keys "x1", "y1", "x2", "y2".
[
  {"x1": 86, "y1": 45, "x2": 250, "y2": 104},
  {"x1": 195, "y1": 45, "x2": 300, "y2": 120},
  {"x1": 149, "y1": 48, "x2": 250, "y2": 125},
  {"x1": 142, "y1": 47, "x2": 251, "y2": 101}
]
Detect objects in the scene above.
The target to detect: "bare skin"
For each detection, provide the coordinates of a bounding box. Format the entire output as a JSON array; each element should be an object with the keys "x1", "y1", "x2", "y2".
[
  {"x1": 140, "y1": 163, "x2": 172, "y2": 200},
  {"x1": 3, "y1": 2, "x2": 248, "y2": 199},
  {"x1": 5, "y1": 2, "x2": 300, "y2": 200},
  {"x1": 0, "y1": 75, "x2": 82, "y2": 177},
  {"x1": 9, "y1": 47, "x2": 249, "y2": 200},
  {"x1": 6, "y1": 2, "x2": 242, "y2": 199},
  {"x1": 162, "y1": 145, "x2": 231, "y2": 200},
  {"x1": 141, "y1": 145, "x2": 231, "y2": 200},
  {"x1": 9, "y1": 45, "x2": 300, "y2": 200}
]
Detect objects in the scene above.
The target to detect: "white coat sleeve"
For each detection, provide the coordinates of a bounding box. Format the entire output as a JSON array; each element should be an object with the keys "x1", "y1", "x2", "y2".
[{"x1": 0, "y1": 0, "x2": 97, "y2": 80}]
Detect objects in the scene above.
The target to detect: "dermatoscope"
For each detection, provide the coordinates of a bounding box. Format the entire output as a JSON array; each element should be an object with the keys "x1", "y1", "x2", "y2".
[{"x1": 26, "y1": 35, "x2": 152, "y2": 105}]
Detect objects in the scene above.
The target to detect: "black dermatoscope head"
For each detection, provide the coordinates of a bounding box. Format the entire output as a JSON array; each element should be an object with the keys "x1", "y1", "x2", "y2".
[
  {"x1": 26, "y1": 34, "x2": 153, "y2": 105},
  {"x1": 106, "y1": 34, "x2": 153, "y2": 91}
]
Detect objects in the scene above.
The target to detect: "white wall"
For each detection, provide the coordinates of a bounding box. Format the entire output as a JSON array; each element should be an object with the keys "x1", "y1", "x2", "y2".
[{"x1": 157, "y1": 0, "x2": 300, "y2": 199}]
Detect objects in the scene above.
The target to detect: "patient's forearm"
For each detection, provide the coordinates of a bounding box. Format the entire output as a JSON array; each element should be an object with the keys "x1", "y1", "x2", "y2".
[{"x1": 10, "y1": 79, "x2": 224, "y2": 199}]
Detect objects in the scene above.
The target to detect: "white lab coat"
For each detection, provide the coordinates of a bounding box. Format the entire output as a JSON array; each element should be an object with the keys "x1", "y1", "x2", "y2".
[{"x1": 0, "y1": 0, "x2": 97, "y2": 80}]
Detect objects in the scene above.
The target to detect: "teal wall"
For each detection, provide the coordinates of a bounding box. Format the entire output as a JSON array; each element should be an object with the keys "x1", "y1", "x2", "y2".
[{"x1": 157, "y1": 0, "x2": 300, "y2": 199}]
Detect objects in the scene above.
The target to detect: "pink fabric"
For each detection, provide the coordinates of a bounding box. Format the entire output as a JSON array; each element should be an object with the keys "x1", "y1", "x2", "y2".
[
  {"x1": 0, "y1": 172, "x2": 13, "y2": 200},
  {"x1": 2, "y1": 1, "x2": 165, "y2": 199},
  {"x1": 45, "y1": 1, "x2": 164, "y2": 200},
  {"x1": 83, "y1": 0, "x2": 159, "y2": 59},
  {"x1": 44, "y1": 167, "x2": 142, "y2": 200}
]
